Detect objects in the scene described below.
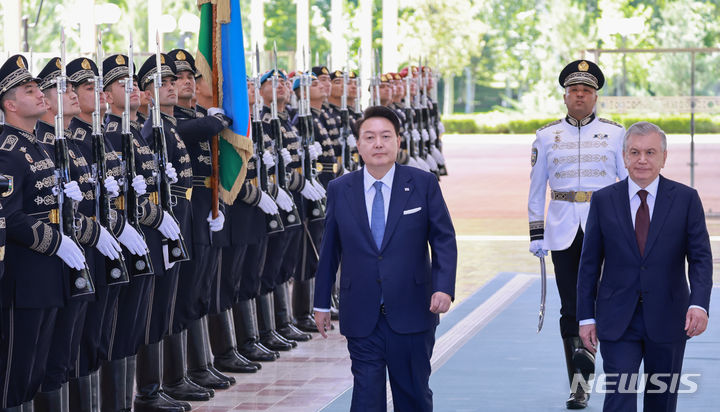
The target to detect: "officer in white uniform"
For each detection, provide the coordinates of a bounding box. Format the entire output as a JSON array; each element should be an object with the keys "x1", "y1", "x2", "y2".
[{"x1": 528, "y1": 60, "x2": 627, "y2": 410}]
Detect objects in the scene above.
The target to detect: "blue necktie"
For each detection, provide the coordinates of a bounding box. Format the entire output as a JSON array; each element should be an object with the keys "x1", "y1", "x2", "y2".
[{"x1": 371, "y1": 181, "x2": 385, "y2": 249}]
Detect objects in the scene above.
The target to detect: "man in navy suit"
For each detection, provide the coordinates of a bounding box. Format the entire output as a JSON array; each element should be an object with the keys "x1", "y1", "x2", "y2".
[
  {"x1": 577, "y1": 121, "x2": 713, "y2": 412},
  {"x1": 314, "y1": 106, "x2": 457, "y2": 411}
]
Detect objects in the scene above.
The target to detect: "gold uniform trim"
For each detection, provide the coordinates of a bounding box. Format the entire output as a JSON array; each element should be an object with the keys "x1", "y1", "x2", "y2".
[{"x1": 551, "y1": 190, "x2": 593, "y2": 203}]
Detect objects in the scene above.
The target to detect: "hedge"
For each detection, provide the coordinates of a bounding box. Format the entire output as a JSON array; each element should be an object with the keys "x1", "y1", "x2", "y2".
[{"x1": 442, "y1": 115, "x2": 720, "y2": 134}]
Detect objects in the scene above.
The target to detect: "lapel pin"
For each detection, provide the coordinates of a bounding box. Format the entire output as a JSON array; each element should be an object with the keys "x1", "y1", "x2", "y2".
[{"x1": 404, "y1": 187, "x2": 410, "y2": 191}]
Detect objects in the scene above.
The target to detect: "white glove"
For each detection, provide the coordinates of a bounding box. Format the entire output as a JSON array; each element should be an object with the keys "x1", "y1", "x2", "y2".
[
  {"x1": 57, "y1": 234, "x2": 86, "y2": 270},
  {"x1": 414, "y1": 156, "x2": 431, "y2": 172},
  {"x1": 275, "y1": 188, "x2": 294, "y2": 212},
  {"x1": 158, "y1": 211, "x2": 181, "y2": 240},
  {"x1": 207, "y1": 107, "x2": 225, "y2": 116},
  {"x1": 132, "y1": 175, "x2": 147, "y2": 196},
  {"x1": 165, "y1": 162, "x2": 178, "y2": 184},
  {"x1": 311, "y1": 179, "x2": 326, "y2": 198},
  {"x1": 346, "y1": 134, "x2": 357, "y2": 148},
  {"x1": 63, "y1": 181, "x2": 83, "y2": 202},
  {"x1": 438, "y1": 121, "x2": 445, "y2": 134},
  {"x1": 313, "y1": 141, "x2": 323, "y2": 157},
  {"x1": 207, "y1": 210, "x2": 225, "y2": 232},
  {"x1": 529, "y1": 239, "x2": 548, "y2": 257},
  {"x1": 424, "y1": 153, "x2": 439, "y2": 171},
  {"x1": 429, "y1": 128, "x2": 438, "y2": 142},
  {"x1": 117, "y1": 222, "x2": 148, "y2": 256},
  {"x1": 280, "y1": 148, "x2": 292, "y2": 164},
  {"x1": 407, "y1": 156, "x2": 419, "y2": 168},
  {"x1": 96, "y1": 226, "x2": 122, "y2": 259},
  {"x1": 262, "y1": 151, "x2": 275, "y2": 169},
  {"x1": 431, "y1": 146, "x2": 446, "y2": 165},
  {"x1": 104, "y1": 176, "x2": 120, "y2": 198},
  {"x1": 411, "y1": 129, "x2": 421, "y2": 143},
  {"x1": 257, "y1": 191, "x2": 279, "y2": 215},
  {"x1": 421, "y1": 129, "x2": 430, "y2": 142},
  {"x1": 301, "y1": 180, "x2": 321, "y2": 201},
  {"x1": 307, "y1": 144, "x2": 319, "y2": 161}
]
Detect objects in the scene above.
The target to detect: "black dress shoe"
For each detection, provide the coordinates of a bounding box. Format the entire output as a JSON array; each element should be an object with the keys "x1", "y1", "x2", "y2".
[
  {"x1": 271, "y1": 330, "x2": 298, "y2": 347},
  {"x1": 133, "y1": 393, "x2": 184, "y2": 412},
  {"x1": 207, "y1": 362, "x2": 238, "y2": 382},
  {"x1": 238, "y1": 341, "x2": 278, "y2": 361},
  {"x1": 566, "y1": 389, "x2": 589, "y2": 409},
  {"x1": 213, "y1": 352, "x2": 259, "y2": 373},
  {"x1": 163, "y1": 377, "x2": 213, "y2": 401},
  {"x1": 294, "y1": 316, "x2": 319, "y2": 333},
  {"x1": 255, "y1": 342, "x2": 280, "y2": 358},
  {"x1": 159, "y1": 392, "x2": 192, "y2": 411},
  {"x1": 260, "y1": 331, "x2": 294, "y2": 351},
  {"x1": 187, "y1": 368, "x2": 232, "y2": 389},
  {"x1": 278, "y1": 324, "x2": 312, "y2": 342}
]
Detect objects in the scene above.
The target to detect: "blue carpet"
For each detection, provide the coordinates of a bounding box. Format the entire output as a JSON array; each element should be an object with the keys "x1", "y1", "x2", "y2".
[{"x1": 322, "y1": 273, "x2": 720, "y2": 411}]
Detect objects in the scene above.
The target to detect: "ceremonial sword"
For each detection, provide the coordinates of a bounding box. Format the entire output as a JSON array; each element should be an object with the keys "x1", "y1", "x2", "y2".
[{"x1": 537, "y1": 254, "x2": 547, "y2": 333}]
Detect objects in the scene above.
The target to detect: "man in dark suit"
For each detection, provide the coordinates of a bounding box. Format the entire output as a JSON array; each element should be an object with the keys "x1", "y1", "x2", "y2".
[
  {"x1": 577, "y1": 121, "x2": 713, "y2": 412},
  {"x1": 314, "y1": 106, "x2": 457, "y2": 411}
]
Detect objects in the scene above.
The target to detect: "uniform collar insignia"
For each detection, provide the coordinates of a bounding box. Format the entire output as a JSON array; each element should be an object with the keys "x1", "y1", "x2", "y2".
[{"x1": 565, "y1": 112, "x2": 596, "y2": 128}]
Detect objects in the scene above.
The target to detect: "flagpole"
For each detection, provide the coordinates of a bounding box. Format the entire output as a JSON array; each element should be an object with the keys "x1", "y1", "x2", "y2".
[{"x1": 210, "y1": 2, "x2": 220, "y2": 217}]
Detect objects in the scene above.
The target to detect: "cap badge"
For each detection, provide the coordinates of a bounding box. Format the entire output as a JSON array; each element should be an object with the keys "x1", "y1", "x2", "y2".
[
  {"x1": 55, "y1": 59, "x2": 62, "y2": 69},
  {"x1": 176, "y1": 51, "x2": 186, "y2": 60},
  {"x1": 160, "y1": 55, "x2": 166, "y2": 64},
  {"x1": 116, "y1": 55, "x2": 125, "y2": 65},
  {"x1": 17, "y1": 56, "x2": 25, "y2": 69},
  {"x1": 322, "y1": 67, "x2": 329, "y2": 74},
  {"x1": 578, "y1": 61, "x2": 589, "y2": 72},
  {"x1": 81, "y1": 59, "x2": 91, "y2": 70}
]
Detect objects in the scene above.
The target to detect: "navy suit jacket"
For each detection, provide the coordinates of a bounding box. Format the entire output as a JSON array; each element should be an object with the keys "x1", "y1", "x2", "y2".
[
  {"x1": 314, "y1": 164, "x2": 457, "y2": 338},
  {"x1": 577, "y1": 176, "x2": 713, "y2": 343}
]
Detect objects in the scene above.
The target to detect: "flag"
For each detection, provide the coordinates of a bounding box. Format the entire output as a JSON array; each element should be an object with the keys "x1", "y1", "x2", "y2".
[{"x1": 196, "y1": 0, "x2": 253, "y2": 205}]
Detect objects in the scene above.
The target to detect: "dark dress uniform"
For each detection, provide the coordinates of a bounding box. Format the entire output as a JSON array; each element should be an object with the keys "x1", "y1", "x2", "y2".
[{"x1": 0, "y1": 121, "x2": 64, "y2": 408}]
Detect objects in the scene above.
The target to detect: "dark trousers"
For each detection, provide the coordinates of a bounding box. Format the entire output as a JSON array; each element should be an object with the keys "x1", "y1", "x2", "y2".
[
  {"x1": 600, "y1": 303, "x2": 687, "y2": 412},
  {"x1": 550, "y1": 227, "x2": 583, "y2": 338},
  {"x1": 42, "y1": 300, "x2": 88, "y2": 391},
  {"x1": 145, "y1": 264, "x2": 181, "y2": 345},
  {"x1": 0, "y1": 306, "x2": 57, "y2": 407},
  {"x1": 172, "y1": 244, "x2": 221, "y2": 334},
  {"x1": 294, "y1": 218, "x2": 323, "y2": 282},
  {"x1": 78, "y1": 283, "x2": 121, "y2": 375},
  {"x1": 346, "y1": 314, "x2": 435, "y2": 412},
  {"x1": 236, "y1": 237, "x2": 268, "y2": 301},
  {"x1": 279, "y1": 226, "x2": 303, "y2": 284},
  {"x1": 261, "y1": 232, "x2": 291, "y2": 295},
  {"x1": 111, "y1": 275, "x2": 152, "y2": 360}
]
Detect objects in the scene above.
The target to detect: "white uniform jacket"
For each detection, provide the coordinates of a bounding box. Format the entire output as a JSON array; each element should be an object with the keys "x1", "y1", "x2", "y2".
[{"x1": 528, "y1": 114, "x2": 627, "y2": 251}]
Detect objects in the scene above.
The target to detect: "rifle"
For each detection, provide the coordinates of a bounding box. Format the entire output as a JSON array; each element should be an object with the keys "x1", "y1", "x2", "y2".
[
  {"x1": 151, "y1": 32, "x2": 189, "y2": 263},
  {"x1": 253, "y1": 44, "x2": 283, "y2": 234},
  {"x1": 121, "y1": 34, "x2": 154, "y2": 276},
  {"x1": 93, "y1": 32, "x2": 129, "y2": 284},
  {"x1": 56, "y1": 29, "x2": 94, "y2": 297},
  {"x1": 420, "y1": 60, "x2": 434, "y2": 162},
  {"x1": 270, "y1": 43, "x2": 301, "y2": 228},
  {"x1": 297, "y1": 65, "x2": 325, "y2": 222},
  {"x1": 404, "y1": 66, "x2": 417, "y2": 162},
  {"x1": 338, "y1": 61, "x2": 354, "y2": 172},
  {"x1": 412, "y1": 64, "x2": 427, "y2": 162}
]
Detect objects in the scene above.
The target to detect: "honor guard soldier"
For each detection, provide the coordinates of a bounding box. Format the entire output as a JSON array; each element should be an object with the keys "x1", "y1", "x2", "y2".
[
  {"x1": 528, "y1": 60, "x2": 627, "y2": 409},
  {"x1": 101, "y1": 52, "x2": 168, "y2": 412},
  {"x1": 135, "y1": 52, "x2": 202, "y2": 411},
  {"x1": 0, "y1": 55, "x2": 87, "y2": 410},
  {"x1": 165, "y1": 48, "x2": 235, "y2": 395},
  {"x1": 34, "y1": 56, "x2": 122, "y2": 411},
  {"x1": 65, "y1": 56, "x2": 128, "y2": 411},
  {"x1": 388, "y1": 73, "x2": 411, "y2": 166}
]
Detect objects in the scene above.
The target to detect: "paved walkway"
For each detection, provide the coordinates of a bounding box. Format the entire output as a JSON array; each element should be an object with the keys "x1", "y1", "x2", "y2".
[{"x1": 191, "y1": 133, "x2": 720, "y2": 411}]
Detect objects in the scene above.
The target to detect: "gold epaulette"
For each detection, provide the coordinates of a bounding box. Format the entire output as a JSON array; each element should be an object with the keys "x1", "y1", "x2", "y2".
[
  {"x1": 598, "y1": 118, "x2": 623, "y2": 128},
  {"x1": 537, "y1": 119, "x2": 562, "y2": 132}
]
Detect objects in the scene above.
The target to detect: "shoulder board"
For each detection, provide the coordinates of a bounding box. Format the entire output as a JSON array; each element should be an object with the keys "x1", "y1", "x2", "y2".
[
  {"x1": 106, "y1": 122, "x2": 119, "y2": 133},
  {"x1": 0, "y1": 135, "x2": 18, "y2": 151},
  {"x1": 536, "y1": 119, "x2": 562, "y2": 132},
  {"x1": 598, "y1": 118, "x2": 623, "y2": 128}
]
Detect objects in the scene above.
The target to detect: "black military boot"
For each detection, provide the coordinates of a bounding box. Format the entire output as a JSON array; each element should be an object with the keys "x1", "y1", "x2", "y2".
[
  {"x1": 186, "y1": 317, "x2": 233, "y2": 389},
  {"x1": 124, "y1": 356, "x2": 135, "y2": 412},
  {"x1": 67, "y1": 373, "x2": 98, "y2": 412},
  {"x1": 100, "y1": 358, "x2": 127, "y2": 412},
  {"x1": 232, "y1": 300, "x2": 279, "y2": 362},
  {"x1": 162, "y1": 331, "x2": 213, "y2": 401},
  {"x1": 207, "y1": 309, "x2": 262, "y2": 372},
  {"x1": 201, "y1": 315, "x2": 243, "y2": 378},
  {"x1": 133, "y1": 343, "x2": 184, "y2": 412},
  {"x1": 293, "y1": 278, "x2": 320, "y2": 332},
  {"x1": 32, "y1": 388, "x2": 64, "y2": 412},
  {"x1": 257, "y1": 292, "x2": 295, "y2": 351},
  {"x1": 562, "y1": 337, "x2": 591, "y2": 409},
  {"x1": 275, "y1": 281, "x2": 312, "y2": 342}
]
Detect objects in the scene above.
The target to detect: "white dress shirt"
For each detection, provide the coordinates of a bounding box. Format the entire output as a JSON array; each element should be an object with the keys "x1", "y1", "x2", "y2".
[
  {"x1": 580, "y1": 175, "x2": 705, "y2": 327},
  {"x1": 314, "y1": 165, "x2": 396, "y2": 313},
  {"x1": 363, "y1": 165, "x2": 395, "y2": 227}
]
